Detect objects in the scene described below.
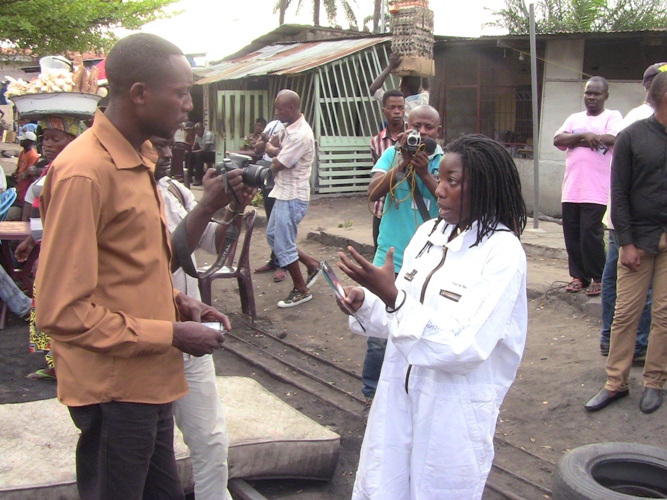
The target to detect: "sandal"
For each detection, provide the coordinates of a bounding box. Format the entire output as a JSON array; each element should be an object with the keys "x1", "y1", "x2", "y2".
[
  {"x1": 254, "y1": 263, "x2": 275, "y2": 274},
  {"x1": 273, "y1": 269, "x2": 287, "y2": 282},
  {"x1": 585, "y1": 281, "x2": 602, "y2": 296},
  {"x1": 566, "y1": 278, "x2": 584, "y2": 293},
  {"x1": 26, "y1": 368, "x2": 56, "y2": 380}
]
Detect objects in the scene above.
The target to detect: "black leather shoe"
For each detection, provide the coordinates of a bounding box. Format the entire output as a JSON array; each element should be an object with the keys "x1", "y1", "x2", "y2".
[
  {"x1": 585, "y1": 388, "x2": 629, "y2": 412},
  {"x1": 639, "y1": 388, "x2": 663, "y2": 414}
]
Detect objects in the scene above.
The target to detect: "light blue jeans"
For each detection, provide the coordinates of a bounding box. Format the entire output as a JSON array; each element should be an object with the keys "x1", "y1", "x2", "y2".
[
  {"x1": 0, "y1": 265, "x2": 31, "y2": 317},
  {"x1": 266, "y1": 199, "x2": 309, "y2": 268}
]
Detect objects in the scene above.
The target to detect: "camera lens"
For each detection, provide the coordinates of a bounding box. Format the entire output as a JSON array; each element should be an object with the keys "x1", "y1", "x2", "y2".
[{"x1": 242, "y1": 164, "x2": 274, "y2": 189}]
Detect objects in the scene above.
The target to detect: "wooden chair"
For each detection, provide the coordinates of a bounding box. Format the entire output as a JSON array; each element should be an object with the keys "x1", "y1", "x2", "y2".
[
  {"x1": 171, "y1": 142, "x2": 191, "y2": 183},
  {"x1": 198, "y1": 210, "x2": 257, "y2": 324}
]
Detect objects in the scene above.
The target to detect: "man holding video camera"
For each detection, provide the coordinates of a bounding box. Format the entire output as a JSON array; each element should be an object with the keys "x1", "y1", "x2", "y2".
[
  {"x1": 362, "y1": 104, "x2": 443, "y2": 421},
  {"x1": 264, "y1": 90, "x2": 322, "y2": 308}
]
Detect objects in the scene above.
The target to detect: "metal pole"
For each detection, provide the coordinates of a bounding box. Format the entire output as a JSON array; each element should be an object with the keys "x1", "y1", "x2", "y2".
[{"x1": 529, "y1": 2, "x2": 540, "y2": 229}]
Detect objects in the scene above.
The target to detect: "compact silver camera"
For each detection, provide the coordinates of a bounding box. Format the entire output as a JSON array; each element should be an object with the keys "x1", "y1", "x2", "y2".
[{"x1": 405, "y1": 129, "x2": 422, "y2": 154}]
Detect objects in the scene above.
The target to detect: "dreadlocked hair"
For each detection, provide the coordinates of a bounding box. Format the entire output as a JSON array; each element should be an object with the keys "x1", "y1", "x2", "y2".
[{"x1": 445, "y1": 134, "x2": 527, "y2": 246}]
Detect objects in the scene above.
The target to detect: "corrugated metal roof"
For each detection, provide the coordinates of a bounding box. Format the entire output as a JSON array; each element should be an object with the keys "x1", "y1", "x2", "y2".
[{"x1": 195, "y1": 36, "x2": 390, "y2": 85}]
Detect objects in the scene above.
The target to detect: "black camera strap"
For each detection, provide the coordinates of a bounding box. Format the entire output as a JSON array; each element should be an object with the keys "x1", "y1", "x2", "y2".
[
  {"x1": 172, "y1": 215, "x2": 240, "y2": 279},
  {"x1": 172, "y1": 219, "x2": 199, "y2": 278},
  {"x1": 408, "y1": 174, "x2": 431, "y2": 223}
]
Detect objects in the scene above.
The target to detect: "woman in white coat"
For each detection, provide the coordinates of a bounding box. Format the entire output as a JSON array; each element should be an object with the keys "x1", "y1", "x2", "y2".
[{"x1": 338, "y1": 134, "x2": 528, "y2": 500}]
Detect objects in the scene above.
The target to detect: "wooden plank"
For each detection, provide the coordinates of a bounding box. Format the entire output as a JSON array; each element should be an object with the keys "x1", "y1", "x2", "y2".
[
  {"x1": 320, "y1": 142, "x2": 370, "y2": 148},
  {"x1": 320, "y1": 136, "x2": 370, "y2": 146},
  {"x1": 319, "y1": 151, "x2": 370, "y2": 157},
  {"x1": 318, "y1": 172, "x2": 373, "y2": 179},
  {"x1": 318, "y1": 160, "x2": 372, "y2": 165},
  {"x1": 228, "y1": 479, "x2": 268, "y2": 500},
  {"x1": 318, "y1": 185, "x2": 369, "y2": 193},
  {"x1": 318, "y1": 181, "x2": 371, "y2": 188}
]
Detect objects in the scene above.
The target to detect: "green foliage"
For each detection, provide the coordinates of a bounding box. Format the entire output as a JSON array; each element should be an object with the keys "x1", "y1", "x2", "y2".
[
  {"x1": 251, "y1": 191, "x2": 264, "y2": 208},
  {"x1": 273, "y1": 0, "x2": 358, "y2": 29},
  {"x1": 0, "y1": 0, "x2": 177, "y2": 56},
  {"x1": 488, "y1": 0, "x2": 667, "y2": 34}
]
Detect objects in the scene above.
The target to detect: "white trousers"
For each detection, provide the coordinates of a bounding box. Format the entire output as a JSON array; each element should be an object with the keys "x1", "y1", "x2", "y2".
[{"x1": 173, "y1": 354, "x2": 232, "y2": 500}]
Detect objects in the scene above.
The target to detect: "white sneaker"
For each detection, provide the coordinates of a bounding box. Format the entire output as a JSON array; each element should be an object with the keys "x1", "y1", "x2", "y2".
[{"x1": 278, "y1": 288, "x2": 313, "y2": 308}]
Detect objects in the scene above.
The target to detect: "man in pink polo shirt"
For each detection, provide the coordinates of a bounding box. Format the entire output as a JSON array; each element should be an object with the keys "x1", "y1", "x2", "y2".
[{"x1": 554, "y1": 76, "x2": 622, "y2": 296}]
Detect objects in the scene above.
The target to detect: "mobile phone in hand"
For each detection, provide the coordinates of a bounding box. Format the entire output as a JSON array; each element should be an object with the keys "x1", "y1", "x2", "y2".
[{"x1": 202, "y1": 322, "x2": 226, "y2": 334}]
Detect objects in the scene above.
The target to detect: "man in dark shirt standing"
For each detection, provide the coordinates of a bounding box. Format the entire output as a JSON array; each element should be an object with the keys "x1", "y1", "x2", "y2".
[{"x1": 585, "y1": 71, "x2": 667, "y2": 414}]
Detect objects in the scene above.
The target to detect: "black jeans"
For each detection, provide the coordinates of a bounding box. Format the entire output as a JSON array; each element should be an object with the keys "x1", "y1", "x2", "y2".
[
  {"x1": 562, "y1": 202, "x2": 606, "y2": 286},
  {"x1": 69, "y1": 401, "x2": 184, "y2": 500},
  {"x1": 190, "y1": 150, "x2": 215, "y2": 183}
]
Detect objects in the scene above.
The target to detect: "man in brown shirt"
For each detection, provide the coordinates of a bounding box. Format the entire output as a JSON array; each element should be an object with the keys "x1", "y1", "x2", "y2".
[{"x1": 35, "y1": 34, "x2": 232, "y2": 499}]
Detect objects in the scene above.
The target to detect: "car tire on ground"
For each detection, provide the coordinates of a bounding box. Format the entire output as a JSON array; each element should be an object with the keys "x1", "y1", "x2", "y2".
[{"x1": 552, "y1": 442, "x2": 667, "y2": 500}]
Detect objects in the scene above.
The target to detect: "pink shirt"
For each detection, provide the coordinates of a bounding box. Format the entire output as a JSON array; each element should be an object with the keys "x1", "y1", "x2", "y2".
[{"x1": 555, "y1": 109, "x2": 622, "y2": 205}]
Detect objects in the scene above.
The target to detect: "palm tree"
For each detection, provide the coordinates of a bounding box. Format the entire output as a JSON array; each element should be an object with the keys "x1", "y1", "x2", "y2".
[
  {"x1": 274, "y1": 0, "x2": 358, "y2": 29},
  {"x1": 372, "y1": 0, "x2": 382, "y2": 32}
]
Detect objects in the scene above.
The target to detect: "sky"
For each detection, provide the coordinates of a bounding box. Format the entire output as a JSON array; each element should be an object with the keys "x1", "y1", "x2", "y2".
[{"x1": 137, "y1": 0, "x2": 505, "y2": 63}]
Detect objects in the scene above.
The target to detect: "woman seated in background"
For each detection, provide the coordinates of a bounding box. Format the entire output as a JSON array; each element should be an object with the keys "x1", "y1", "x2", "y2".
[{"x1": 337, "y1": 134, "x2": 528, "y2": 499}]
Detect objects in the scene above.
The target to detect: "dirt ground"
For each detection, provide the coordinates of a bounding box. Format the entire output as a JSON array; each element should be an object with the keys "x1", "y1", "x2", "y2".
[{"x1": 2, "y1": 195, "x2": 666, "y2": 498}]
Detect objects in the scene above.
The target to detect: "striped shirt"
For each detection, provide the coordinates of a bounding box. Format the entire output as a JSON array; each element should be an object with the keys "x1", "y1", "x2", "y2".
[
  {"x1": 270, "y1": 114, "x2": 314, "y2": 202},
  {"x1": 370, "y1": 127, "x2": 403, "y2": 217}
]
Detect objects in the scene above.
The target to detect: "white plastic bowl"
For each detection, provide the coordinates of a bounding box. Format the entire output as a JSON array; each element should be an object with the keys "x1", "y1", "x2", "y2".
[{"x1": 10, "y1": 92, "x2": 102, "y2": 119}]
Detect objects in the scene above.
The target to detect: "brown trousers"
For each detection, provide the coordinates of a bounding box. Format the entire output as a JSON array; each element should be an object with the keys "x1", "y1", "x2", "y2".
[{"x1": 605, "y1": 232, "x2": 667, "y2": 391}]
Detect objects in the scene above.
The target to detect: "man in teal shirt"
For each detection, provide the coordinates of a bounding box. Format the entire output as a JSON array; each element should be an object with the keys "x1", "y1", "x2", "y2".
[{"x1": 362, "y1": 105, "x2": 442, "y2": 419}]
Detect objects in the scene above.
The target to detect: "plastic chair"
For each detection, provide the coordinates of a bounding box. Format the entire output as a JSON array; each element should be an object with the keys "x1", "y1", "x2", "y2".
[
  {"x1": 198, "y1": 210, "x2": 257, "y2": 324},
  {"x1": 0, "y1": 188, "x2": 17, "y2": 221}
]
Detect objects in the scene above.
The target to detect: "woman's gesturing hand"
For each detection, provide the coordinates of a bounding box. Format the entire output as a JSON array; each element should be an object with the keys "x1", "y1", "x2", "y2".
[{"x1": 338, "y1": 246, "x2": 399, "y2": 308}]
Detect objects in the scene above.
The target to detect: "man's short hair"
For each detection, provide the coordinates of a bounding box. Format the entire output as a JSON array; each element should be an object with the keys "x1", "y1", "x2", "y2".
[
  {"x1": 587, "y1": 76, "x2": 609, "y2": 92},
  {"x1": 649, "y1": 72, "x2": 667, "y2": 105},
  {"x1": 256, "y1": 117, "x2": 268, "y2": 126},
  {"x1": 106, "y1": 33, "x2": 184, "y2": 96},
  {"x1": 382, "y1": 89, "x2": 404, "y2": 106},
  {"x1": 643, "y1": 62, "x2": 667, "y2": 88},
  {"x1": 401, "y1": 76, "x2": 422, "y2": 97}
]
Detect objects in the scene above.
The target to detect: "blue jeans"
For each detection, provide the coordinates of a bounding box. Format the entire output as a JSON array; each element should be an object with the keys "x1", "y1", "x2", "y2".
[
  {"x1": 362, "y1": 336, "x2": 387, "y2": 399},
  {"x1": 601, "y1": 230, "x2": 651, "y2": 354},
  {"x1": 266, "y1": 199, "x2": 308, "y2": 268}
]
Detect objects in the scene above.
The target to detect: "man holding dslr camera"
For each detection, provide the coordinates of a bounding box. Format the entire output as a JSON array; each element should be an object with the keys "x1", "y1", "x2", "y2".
[
  {"x1": 362, "y1": 104, "x2": 443, "y2": 420},
  {"x1": 152, "y1": 135, "x2": 254, "y2": 499}
]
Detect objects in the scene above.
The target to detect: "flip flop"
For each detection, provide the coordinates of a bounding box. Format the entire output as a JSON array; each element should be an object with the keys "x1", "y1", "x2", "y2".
[
  {"x1": 273, "y1": 269, "x2": 287, "y2": 282},
  {"x1": 585, "y1": 281, "x2": 602, "y2": 296},
  {"x1": 566, "y1": 278, "x2": 584, "y2": 293},
  {"x1": 254, "y1": 263, "x2": 275, "y2": 274},
  {"x1": 26, "y1": 368, "x2": 56, "y2": 380}
]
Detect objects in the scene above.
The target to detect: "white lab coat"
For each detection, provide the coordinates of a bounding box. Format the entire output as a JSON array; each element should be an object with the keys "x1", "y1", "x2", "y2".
[{"x1": 349, "y1": 219, "x2": 527, "y2": 500}]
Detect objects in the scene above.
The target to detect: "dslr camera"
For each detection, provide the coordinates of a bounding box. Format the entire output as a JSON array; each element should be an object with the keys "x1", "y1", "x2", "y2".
[
  {"x1": 216, "y1": 153, "x2": 274, "y2": 190},
  {"x1": 404, "y1": 129, "x2": 422, "y2": 154}
]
